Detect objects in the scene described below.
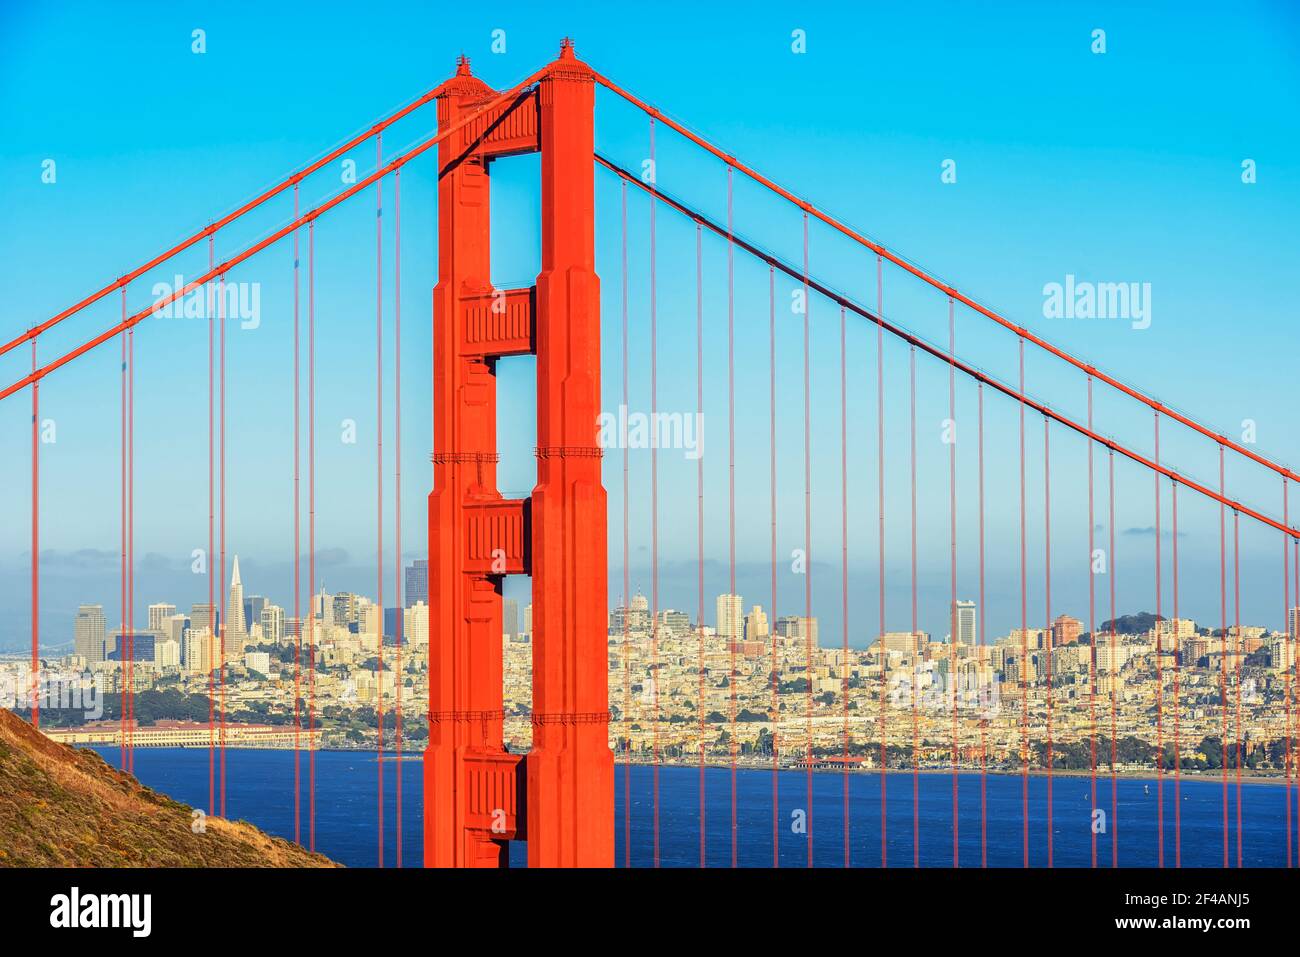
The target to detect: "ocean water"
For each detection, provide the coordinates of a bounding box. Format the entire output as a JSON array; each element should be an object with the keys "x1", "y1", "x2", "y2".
[{"x1": 93, "y1": 748, "x2": 1296, "y2": 868}]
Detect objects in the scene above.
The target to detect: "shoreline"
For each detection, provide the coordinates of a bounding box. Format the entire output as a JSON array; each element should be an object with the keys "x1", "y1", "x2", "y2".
[
  {"x1": 614, "y1": 758, "x2": 1295, "y2": 785},
  {"x1": 95, "y1": 745, "x2": 1290, "y2": 785},
  {"x1": 78, "y1": 742, "x2": 1296, "y2": 785}
]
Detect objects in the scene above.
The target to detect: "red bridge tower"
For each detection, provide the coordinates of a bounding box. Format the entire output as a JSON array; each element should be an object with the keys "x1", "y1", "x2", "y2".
[{"x1": 424, "y1": 41, "x2": 614, "y2": 868}]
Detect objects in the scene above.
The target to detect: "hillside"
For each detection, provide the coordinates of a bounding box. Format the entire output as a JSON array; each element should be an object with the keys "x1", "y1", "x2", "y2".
[
  {"x1": 1094, "y1": 611, "x2": 1163, "y2": 637},
  {"x1": 0, "y1": 708, "x2": 337, "y2": 867}
]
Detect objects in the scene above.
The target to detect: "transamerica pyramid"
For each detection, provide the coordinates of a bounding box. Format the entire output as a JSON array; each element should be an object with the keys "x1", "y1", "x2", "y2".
[{"x1": 225, "y1": 554, "x2": 247, "y2": 661}]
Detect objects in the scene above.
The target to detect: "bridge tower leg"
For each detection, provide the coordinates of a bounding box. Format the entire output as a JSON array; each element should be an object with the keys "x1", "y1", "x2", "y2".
[
  {"x1": 425, "y1": 54, "x2": 512, "y2": 869},
  {"x1": 424, "y1": 40, "x2": 612, "y2": 868},
  {"x1": 526, "y1": 43, "x2": 615, "y2": 868}
]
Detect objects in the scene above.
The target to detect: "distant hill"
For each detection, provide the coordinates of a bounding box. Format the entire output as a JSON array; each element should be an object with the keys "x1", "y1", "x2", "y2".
[
  {"x1": 1094, "y1": 611, "x2": 1163, "y2": 637},
  {"x1": 0, "y1": 708, "x2": 337, "y2": 867}
]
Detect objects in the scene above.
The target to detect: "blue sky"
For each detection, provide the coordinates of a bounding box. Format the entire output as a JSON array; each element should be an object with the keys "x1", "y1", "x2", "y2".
[{"x1": 1, "y1": 0, "x2": 1298, "y2": 650}]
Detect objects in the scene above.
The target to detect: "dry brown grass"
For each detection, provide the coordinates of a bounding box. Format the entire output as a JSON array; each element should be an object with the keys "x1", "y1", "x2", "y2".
[{"x1": 0, "y1": 709, "x2": 338, "y2": 867}]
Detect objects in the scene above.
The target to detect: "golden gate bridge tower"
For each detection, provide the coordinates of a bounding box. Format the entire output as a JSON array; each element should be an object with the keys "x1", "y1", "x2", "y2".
[{"x1": 424, "y1": 40, "x2": 614, "y2": 868}]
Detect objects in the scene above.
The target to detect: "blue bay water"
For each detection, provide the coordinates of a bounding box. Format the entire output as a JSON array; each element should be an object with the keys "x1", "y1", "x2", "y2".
[{"x1": 94, "y1": 748, "x2": 1294, "y2": 868}]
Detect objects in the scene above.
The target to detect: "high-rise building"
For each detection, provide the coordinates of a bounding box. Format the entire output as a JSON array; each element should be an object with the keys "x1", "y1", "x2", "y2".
[
  {"x1": 745, "y1": 605, "x2": 769, "y2": 641},
  {"x1": 609, "y1": 595, "x2": 650, "y2": 634},
  {"x1": 260, "y1": 604, "x2": 285, "y2": 643},
  {"x1": 1154, "y1": 617, "x2": 1196, "y2": 639},
  {"x1": 658, "y1": 609, "x2": 691, "y2": 636},
  {"x1": 880, "y1": 630, "x2": 925, "y2": 653},
  {"x1": 503, "y1": 598, "x2": 519, "y2": 639},
  {"x1": 1270, "y1": 638, "x2": 1295, "y2": 671},
  {"x1": 1096, "y1": 644, "x2": 1131, "y2": 672},
  {"x1": 74, "y1": 604, "x2": 108, "y2": 664},
  {"x1": 165, "y1": 614, "x2": 189, "y2": 656},
  {"x1": 164, "y1": 614, "x2": 188, "y2": 643},
  {"x1": 332, "y1": 593, "x2": 359, "y2": 629},
  {"x1": 1051, "y1": 614, "x2": 1083, "y2": 647},
  {"x1": 1182, "y1": 637, "x2": 1209, "y2": 666},
  {"x1": 1288, "y1": 606, "x2": 1299, "y2": 639},
  {"x1": 190, "y1": 602, "x2": 217, "y2": 638},
  {"x1": 183, "y1": 628, "x2": 215, "y2": 674},
  {"x1": 953, "y1": 600, "x2": 976, "y2": 645},
  {"x1": 244, "y1": 594, "x2": 268, "y2": 634},
  {"x1": 154, "y1": 638, "x2": 180, "y2": 669},
  {"x1": 775, "y1": 615, "x2": 819, "y2": 648},
  {"x1": 110, "y1": 631, "x2": 155, "y2": 662},
  {"x1": 225, "y1": 556, "x2": 248, "y2": 656},
  {"x1": 309, "y1": 588, "x2": 328, "y2": 624},
  {"x1": 523, "y1": 602, "x2": 533, "y2": 635},
  {"x1": 359, "y1": 601, "x2": 381, "y2": 644},
  {"x1": 405, "y1": 560, "x2": 429, "y2": 608},
  {"x1": 382, "y1": 607, "x2": 403, "y2": 641},
  {"x1": 716, "y1": 593, "x2": 743, "y2": 639},
  {"x1": 404, "y1": 601, "x2": 429, "y2": 647},
  {"x1": 147, "y1": 603, "x2": 176, "y2": 633},
  {"x1": 1009, "y1": 627, "x2": 1045, "y2": 650}
]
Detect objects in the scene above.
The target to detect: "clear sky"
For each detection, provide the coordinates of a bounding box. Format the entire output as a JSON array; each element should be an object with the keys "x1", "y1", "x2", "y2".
[{"x1": 1, "y1": 0, "x2": 1298, "y2": 650}]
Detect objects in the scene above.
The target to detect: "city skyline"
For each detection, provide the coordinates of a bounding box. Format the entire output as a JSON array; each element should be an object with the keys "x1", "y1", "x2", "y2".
[
  {"x1": 45, "y1": 553, "x2": 1298, "y2": 662},
  {"x1": 20, "y1": 568, "x2": 1299, "y2": 788}
]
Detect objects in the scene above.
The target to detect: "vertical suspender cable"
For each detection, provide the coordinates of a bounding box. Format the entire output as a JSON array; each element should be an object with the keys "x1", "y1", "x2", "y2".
[
  {"x1": 308, "y1": 220, "x2": 317, "y2": 852},
  {"x1": 978, "y1": 381, "x2": 987, "y2": 867},
  {"x1": 1219, "y1": 446, "x2": 1229, "y2": 865},
  {"x1": 127, "y1": 319, "x2": 135, "y2": 771},
  {"x1": 207, "y1": 241, "x2": 216, "y2": 816},
  {"x1": 1087, "y1": 378, "x2": 1097, "y2": 869},
  {"x1": 293, "y1": 184, "x2": 302, "y2": 846},
  {"x1": 1172, "y1": 476, "x2": 1182, "y2": 866},
  {"x1": 802, "y1": 211, "x2": 814, "y2": 868},
  {"x1": 1234, "y1": 509, "x2": 1243, "y2": 866},
  {"x1": 727, "y1": 164, "x2": 737, "y2": 868},
  {"x1": 375, "y1": 133, "x2": 385, "y2": 868},
  {"x1": 1108, "y1": 448, "x2": 1118, "y2": 866},
  {"x1": 619, "y1": 178, "x2": 631, "y2": 867},
  {"x1": 1018, "y1": 338, "x2": 1028, "y2": 867},
  {"x1": 1286, "y1": 479, "x2": 1293, "y2": 868},
  {"x1": 909, "y1": 343, "x2": 918, "y2": 868},
  {"x1": 696, "y1": 222, "x2": 706, "y2": 867},
  {"x1": 877, "y1": 254, "x2": 887, "y2": 868},
  {"x1": 393, "y1": 167, "x2": 404, "y2": 868},
  {"x1": 840, "y1": 302, "x2": 850, "y2": 867},
  {"x1": 120, "y1": 311, "x2": 127, "y2": 770},
  {"x1": 219, "y1": 270, "x2": 227, "y2": 818},
  {"x1": 648, "y1": 117, "x2": 661, "y2": 868},
  {"x1": 769, "y1": 264, "x2": 779, "y2": 866},
  {"x1": 1043, "y1": 415, "x2": 1052, "y2": 867},
  {"x1": 948, "y1": 297, "x2": 958, "y2": 867},
  {"x1": 1154, "y1": 413, "x2": 1164, "y2": 866},
  {"x1": 30, "y1": 338, "x2": 38, "y2": 730}
]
